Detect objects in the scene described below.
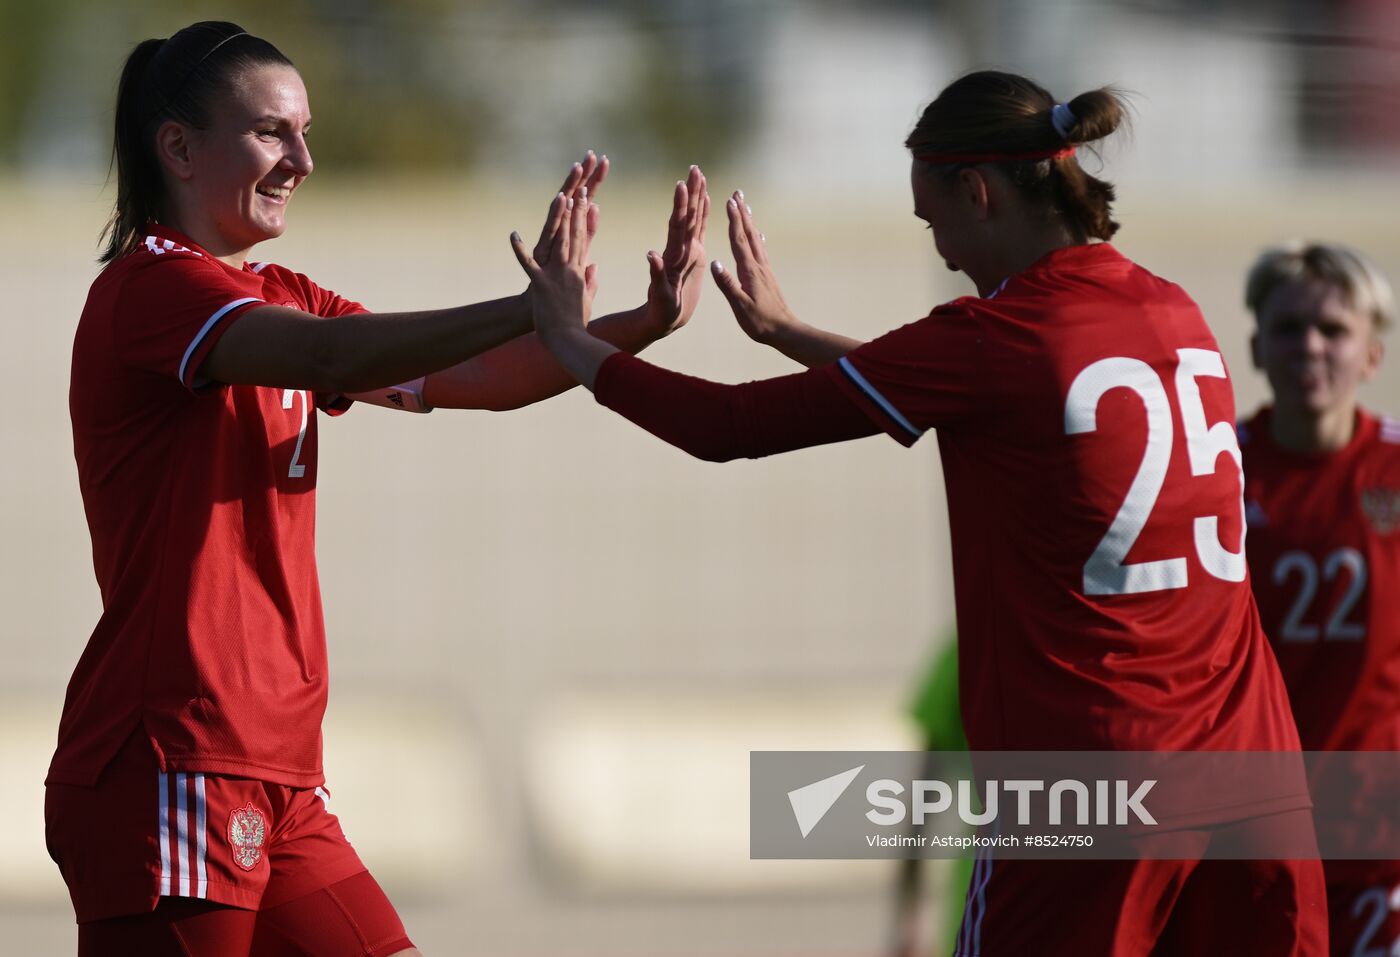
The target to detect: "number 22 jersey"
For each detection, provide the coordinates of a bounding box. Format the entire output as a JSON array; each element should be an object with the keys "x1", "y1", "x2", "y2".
[
  {"x1": 1239, "y1": 407, "x2": 1400, "y2": 752},
  {"x1": 49, "y1": 225, "x2": 365, "y2": 789},
  {"x1": 829, "y1": 243, "x2": 1301, "y2": 758}
]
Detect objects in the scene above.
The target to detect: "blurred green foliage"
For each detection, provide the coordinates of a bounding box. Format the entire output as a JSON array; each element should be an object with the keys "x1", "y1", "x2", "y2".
[{"x1": 0, "y1": 0, "x2": 752, "y2": 172}]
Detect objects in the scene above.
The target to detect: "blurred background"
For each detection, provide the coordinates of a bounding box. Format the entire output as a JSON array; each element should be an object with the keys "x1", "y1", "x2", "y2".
[{"x1": 2, "y1": 0, "x2": 1398, "y2": 953}]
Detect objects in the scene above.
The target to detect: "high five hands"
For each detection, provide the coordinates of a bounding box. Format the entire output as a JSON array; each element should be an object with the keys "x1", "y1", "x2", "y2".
[
  {"x1": 710, "y1": 190, "x2": 799, "y2": 345},
  {"x1": 644, "y1": 165, "x2": 709, "y2": 337},
  {"x1": 513, "y1": 160, "x2": 837, "y2": 387}
]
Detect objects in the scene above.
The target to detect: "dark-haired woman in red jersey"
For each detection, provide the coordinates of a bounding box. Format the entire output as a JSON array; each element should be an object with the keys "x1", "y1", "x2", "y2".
[
  {"x1": 46, "y1": 19, "x2": 706, "y2": 956},
  {"x1": 518, "y1": 71, "x2": 1327, "y2": 956}
]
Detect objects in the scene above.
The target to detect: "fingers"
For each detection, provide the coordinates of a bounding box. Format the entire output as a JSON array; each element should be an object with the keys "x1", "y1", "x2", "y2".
[
  {"x1": 586, "y1": 198, "x2": 600, "y2": 242},
  {"x1": 662, "y1": 179, "x2": 688, "y2": 263},
  {"x1": 733, "y1": 189, "x2": 767, "y2": 265},
  {"x1": 558, "y1": 150, "x2": 608, "y2": 201},
  {"x1": 509, "y1": 229, "x2": 540, "y2": 280},
  {"x1": 570, "y1": 189, "x2": 590, "y2": 262},
  {"x1": 685, "y1": 165, "x2": 705, "y2": 237},
  {"x1": 726, "y1": 195, "x2": 754, "y2": 269},
  {"x1": 536, "y1": 190, "x2": 570, "y2": 263},
  {"x1": 697, "y1": 185, "x2": 711, "y2": 245},
  {"x1": 710, "y1": 259, "x2": 750, "y2": 312},
  {"x1": 550, "y1": 194, "x2": 573, "y2": 262},
  {"x1": 556, "y1": 160, "x2": 585, "y2": 201},
  {"x1": 584, "y1": 152, "x2": 609, "y2": 200}
]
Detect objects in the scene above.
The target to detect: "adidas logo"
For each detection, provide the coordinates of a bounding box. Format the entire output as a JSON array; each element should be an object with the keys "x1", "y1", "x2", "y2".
[{"x1": 387, "y1": 392, "x2": 404, "y2": 407}]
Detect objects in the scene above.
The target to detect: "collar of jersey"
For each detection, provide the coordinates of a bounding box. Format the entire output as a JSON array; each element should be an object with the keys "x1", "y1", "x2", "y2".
[
  {"x1": 992, "y1": 241, "x2": 1127, "y2": 299},
  {"x1": 145, "y1": 223, "x2": 262, "y2": 275},
  {"x1": 1255, "y1": 405, "x2": 1378, "y2": 462}
]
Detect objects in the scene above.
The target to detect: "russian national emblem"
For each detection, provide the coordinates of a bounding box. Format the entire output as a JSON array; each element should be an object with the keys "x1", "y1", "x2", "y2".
[
  {"x1": 228, "y1": 803, "x2": 267, "y2": 871},
  {"x1": 1361, "y1": 487, "x2": 1400, "y2": 536}
]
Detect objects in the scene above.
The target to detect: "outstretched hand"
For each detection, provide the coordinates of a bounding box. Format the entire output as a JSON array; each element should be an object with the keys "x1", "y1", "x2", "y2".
[
  {"x1": 511, "y1": 186, "x2": 598, "y2": 343},
  {"x1": 710, "y1": 190, "x2": 799, "y2": 345},
  {"x1": 644, "y1": 164, "x2": 709, "y2": 336},
  {"x1": 532, "y1": 150, "x2": 607, "y2": 269}
]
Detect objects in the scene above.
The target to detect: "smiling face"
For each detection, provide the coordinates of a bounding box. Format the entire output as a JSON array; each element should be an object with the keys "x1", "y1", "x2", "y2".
[
  {"x1": 1252, "y1": 277, "x2": 1383, "y2": 417},
  {"x1": 163, "y1": 63, "x2": 313, "y2": 258}
]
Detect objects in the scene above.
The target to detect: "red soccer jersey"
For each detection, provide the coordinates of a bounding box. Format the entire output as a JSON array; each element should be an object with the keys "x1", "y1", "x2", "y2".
[
  {"x1": 49, "y1": 224, "x2": 364, "y2": 788},
  {"x1": 828, "y1": 243, "x2": 1301, "y2": 758},
  {"x1": 1240, "y1": 407, "x2": 1400, "y2": 751}
]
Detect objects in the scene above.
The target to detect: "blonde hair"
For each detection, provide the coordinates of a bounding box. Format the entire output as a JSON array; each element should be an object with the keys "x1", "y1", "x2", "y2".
[{"x1": 1245, "y1": 241, "x2": 1396, "y2": 332}]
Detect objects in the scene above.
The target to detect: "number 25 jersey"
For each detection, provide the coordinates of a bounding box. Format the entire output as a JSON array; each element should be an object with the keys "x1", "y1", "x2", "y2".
[
  {"x1": 50, "y1": 225, "x2": 365, "y2": 789},
  {"x1": 828, "y1": 243, "x2": 1300, "y2": 756}
]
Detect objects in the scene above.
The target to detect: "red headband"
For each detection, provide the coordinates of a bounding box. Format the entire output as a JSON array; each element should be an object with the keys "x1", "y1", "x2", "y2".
[{"x1": 914, "y1": 145, "x2": 1075, "y2": 165}]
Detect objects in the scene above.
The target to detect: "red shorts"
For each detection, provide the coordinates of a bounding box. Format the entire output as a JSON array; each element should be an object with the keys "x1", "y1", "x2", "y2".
[
  {"x1": 46, "y1": 729, "x2": 411, "y2": 954},
  {"x1": 1324, "y1": 861, "x2": 1400, "y2": 957},
  {"x1": 953, "y1": 815, "x2": 1328, "y2": 956}
]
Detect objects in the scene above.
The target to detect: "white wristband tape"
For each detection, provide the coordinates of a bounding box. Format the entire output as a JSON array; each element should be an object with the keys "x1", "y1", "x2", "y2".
[{"x1": 346, "y1": 376, "x2": 432, "y2": 413}]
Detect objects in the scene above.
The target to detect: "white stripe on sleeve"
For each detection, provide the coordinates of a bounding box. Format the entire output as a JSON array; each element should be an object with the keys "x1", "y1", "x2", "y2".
[
  {"x1": 177, "y1": 297, "x2": 262, "y2": 386},
  {"x1": 837, "y1": 356, "x2": 924, "y2": 440}
]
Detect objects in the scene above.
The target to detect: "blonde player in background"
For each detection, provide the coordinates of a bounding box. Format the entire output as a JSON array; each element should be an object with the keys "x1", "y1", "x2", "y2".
[{"x1": 1239, "y1": 242, "x2": 1400, "y2": 957}]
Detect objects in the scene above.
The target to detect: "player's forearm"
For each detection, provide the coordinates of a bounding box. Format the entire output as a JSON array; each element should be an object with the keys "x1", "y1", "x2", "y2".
[
  {"x1": 323, "y1": 294, "x2": 533, "y2": 393},
  {"x1": 534, "y1": 323, "x2": 621, "y2": 392},
  {"x1": 201, "y1": 294, "x2": 533, "y2": 393},
  {"x1": 592, "y1": 352, "x2": 880, "y2": 461},
  {"x1": 763, "y1": 320, "x2": 863, "y2": 368},
  {"x1": 425, "y1": 304, "x2": 666, "y2": 411}
]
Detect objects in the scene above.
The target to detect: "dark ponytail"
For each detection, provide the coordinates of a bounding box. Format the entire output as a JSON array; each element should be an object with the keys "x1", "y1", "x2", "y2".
[
  {"x1": 905, "y1": 71, "x2": 1131, "y2": 242},
  {"x1": 100, "y1": 22, "x2": 294, "y2": 264}
]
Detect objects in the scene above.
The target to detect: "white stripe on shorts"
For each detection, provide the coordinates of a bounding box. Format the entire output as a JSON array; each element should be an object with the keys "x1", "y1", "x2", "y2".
[
  {"x1": 158, "y1": 771, "x2": 172, "y2": 896},
  {"x1": 194, "y1": 774, "x2": 208, "y2": 899},
  {"x1": 175, "y1": 773, "x2": 190, "y2": 897}
]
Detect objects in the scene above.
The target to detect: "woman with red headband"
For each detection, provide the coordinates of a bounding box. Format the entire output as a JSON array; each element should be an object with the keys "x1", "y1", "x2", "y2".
[{"x1": 517, "y1": 70, "x2": 1326, "y2": 955}]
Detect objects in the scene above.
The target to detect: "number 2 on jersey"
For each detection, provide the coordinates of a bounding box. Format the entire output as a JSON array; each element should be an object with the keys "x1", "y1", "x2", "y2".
[
  {"x1": 1064, "y1": 349, "x2": 1245, "y2": 596},
  {"x1": 282, "y1": 389, "x2": 309, "y2": 479}
]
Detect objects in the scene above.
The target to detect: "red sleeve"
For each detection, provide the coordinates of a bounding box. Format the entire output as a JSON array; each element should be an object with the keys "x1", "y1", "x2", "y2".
[
  {"x1": 592, "y1": 352, "x2": 879, "y2": 461},
  {"x1": 113, "y1": 252, "x2": 265, "y2": 391},
  {"x1": 827, "y1": 303, "x2": 987, "y2": 446},
  {"x1": 264, "y1": 265, "x2": 369, "y2": 319},
  {"x1": 256, "y1": 264, "x2": 367, "y2": 413}
]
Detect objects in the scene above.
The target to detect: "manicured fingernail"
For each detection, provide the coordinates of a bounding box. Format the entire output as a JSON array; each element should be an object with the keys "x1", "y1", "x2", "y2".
[
  {"x1": 690, "y1": 164, "x2": 698, "y2": 171},
  {"x1": 567, "y1": 198, "x2": 575, "y2": 209},
  {"x1": 746, "y1": 204, "x2": 753, "y2": 215},
  {"x1": 581, "y1": 186, "x2": 588, "y2": 201},
  {"x1": 600, "y1": 154, "x2": 608, "y2": 163},
  {"x1": 712, "y1": 260, "x2": 725, "y2": 274},
  {"x1": 760, "y1": 233, "x2": 766, "y2": 242},
  {"x1": 737, "y1": 188, "x2": 745, "y2": 200},
  {"x1": 727, "y1": 198, "x2": 737, "y2": 210},
  {"x1": 510, "y1": 231, "x2": 521, "y2": 244}
]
